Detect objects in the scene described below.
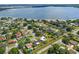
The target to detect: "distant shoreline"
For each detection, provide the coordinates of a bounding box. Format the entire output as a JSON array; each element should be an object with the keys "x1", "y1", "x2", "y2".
[
  {"x1": 0, "y1": 17, "x2": 78, "y2": 21},
  {"x1": 0, "y1": 4, "x2": 79, "y2": 11}
]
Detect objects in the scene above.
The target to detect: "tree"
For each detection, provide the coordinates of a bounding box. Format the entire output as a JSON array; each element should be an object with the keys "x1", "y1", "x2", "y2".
[
  {"x1": 18, "y1": 38, "x2": 30, "y2": 49},
  {"x1": 24, "y1": 18, "x2": 27, "y2": 21},
  {"x1": 23, "y1": 23, "x2": 27, "y2": 27},
  {"x1": 47, "y1": 47, "x2": 54, "y2": 54},
  {"x1": 22, "y1": 48, "x2": 30, "y2": 54},
  {"x1": 35, "y1": 31, "x2": 42, "y2": 37},
  {"x1": 77, "y1": 31, "x2": 79, "y2": 35},
  {"x1": 33, "y1": 27, "x2": 37, "y2": 33},
  {"x1": 47, "y1": 44, "x2": 69, "y2": 54},
  {"x1": 2, "y1": 29, "x2": 7, "y2": 34},
  {"x1": 18, "y1": 42, "x2": 24, "y2": 49},
  {"x1": 75, "y1": 46, "x2": 79, "y2": 52},
  {"x1": 9, "y1": 48, "x2": 19, "y2": 54},
  {"x1": 28, "y1": 25, "x2": 32, "y2": 29},
  {"x1": 66, "y1": 27, "x2": 72, "y2": 32},
  {"x1": 66, "y1": 20, "x2": 72, "y2": 24},
  {"x1": 47, "y1": 44, "x2": 60, "y2": 54},
  {"x1": 42, "y1": 20, "x2": 48, "y2": 24},
  {"x1": 0, "y1": 47, "x2": 5, "y2": 54},
  {"x1": 58, "y1": 48, "x2": 69, "y2": 54},
  {"x1": 25, "y1": 37, "x2": 30, "y2": 43},
  {"x1": 72, "y1": 19, "x2": 79, "y2": 23},
  {"x1": 0, "y1": 17, "x2": 8, "y2": 20},
  {"x1": 62, "y1": 38, "x2": 70, "y2": 45}
]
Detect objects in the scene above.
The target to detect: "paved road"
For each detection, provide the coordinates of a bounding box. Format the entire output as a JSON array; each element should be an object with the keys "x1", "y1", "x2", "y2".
[
  {"x1": 5, "y1": 46, "x2": 8, "y2": 54},
  {"x1": 19, "y1": 49, "x2": 23, "y2": 54},
  {"x1": 36, "y1": 39, "x2": 62, "y2": 54},
  {"x1": 60, "y1": 41, "x2": 79, "y2": 54},
  {"x1": 72, "y1": 29, "x2": 79, "y2": 35},
  {"x1": 37, "y1": 39, "x2": 79, "y2": 54}
]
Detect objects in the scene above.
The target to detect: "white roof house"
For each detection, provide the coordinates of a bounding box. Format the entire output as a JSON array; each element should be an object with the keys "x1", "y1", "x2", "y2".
[
  {"x1": 40, "y1": 36, "x2": 46, "y2": 41},
  {"x1": 36, "y1": 42, "x2": 40, "y2": 45}
]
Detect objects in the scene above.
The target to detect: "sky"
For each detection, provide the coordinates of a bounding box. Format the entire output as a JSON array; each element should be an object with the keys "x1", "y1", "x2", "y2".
[{"x1": 0, "y1": 0, "x2": 78, "y2": 4}]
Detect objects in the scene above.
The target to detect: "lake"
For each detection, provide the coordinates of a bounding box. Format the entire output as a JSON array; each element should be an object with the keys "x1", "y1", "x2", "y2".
[{"x1": 0, "y1": 6, "x2": 79, "y2": 20}]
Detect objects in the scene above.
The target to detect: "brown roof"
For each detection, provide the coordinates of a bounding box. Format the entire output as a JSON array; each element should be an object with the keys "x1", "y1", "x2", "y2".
[
  {"x1": 0, "y1": 37, "x2": 6, "y2": 40},
  {"x1": 26, "y1": 43, "x2": 32, "y2": 48},
  {"x1": 16, "y1": 32, "x2": 22, "y2": 38},
  {"x1": 8, "y1": 40, "x2": 16, "y2": 44}
]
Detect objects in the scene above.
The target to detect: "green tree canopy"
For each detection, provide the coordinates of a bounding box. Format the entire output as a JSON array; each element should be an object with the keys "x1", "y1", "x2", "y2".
[
  {"x1": 62, "y1": 38, "x2": 70, "y2": 45},
  {"x1": 47, "y1": 44, "x2": 69, "y2": 54},
  {"x1": 58, "y1": 48, "x2": 69, "y2": 54},
  {"x1": 28, "y1": 25, "x2": 32, "y2": 29},
  {"x1": 0, "y1": 47, "x2": 5, "y2": 54},
  {"x1": 22, "y1": 48, "x2": 31, "y2": 54},
  {"x1": 9, "y1": 48, "x2": 19, "y2": 54},
  {"x1": 47, "y1": 44, "x2": 60, "y2": 54},
  {"x1": 77, "y1": 31, "x2": 79, "y2": 35},
  {"x1": 66, "y1": 27, "x2": 72, "y2": 32},
  {"x1": 74, "y1": 46, "x2": 79, "y2": 52}
]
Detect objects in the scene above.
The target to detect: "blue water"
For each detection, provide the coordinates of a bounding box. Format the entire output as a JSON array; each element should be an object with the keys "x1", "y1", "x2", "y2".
[{"x1": 0, "y1": 7, "x2": 79, "y2": 20}]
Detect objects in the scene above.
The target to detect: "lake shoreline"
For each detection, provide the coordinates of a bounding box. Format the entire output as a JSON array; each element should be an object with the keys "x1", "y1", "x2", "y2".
[{"x1": 0, "y1": 17, "x2": 78, "y2": 21}]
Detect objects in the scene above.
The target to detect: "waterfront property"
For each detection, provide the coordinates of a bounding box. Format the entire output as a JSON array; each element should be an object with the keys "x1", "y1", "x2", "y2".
[{"x1": 0, "y1": 17, "x2": 79, "y2": 54}]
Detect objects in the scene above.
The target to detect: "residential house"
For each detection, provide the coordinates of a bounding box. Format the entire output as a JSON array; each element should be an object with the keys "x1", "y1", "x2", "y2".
[
  {"x1": 16, "y1": 32, "x2": 22, "y2": 39},
  {"x1": 40, "y1": 36, "x2": 46, "y2": 41},
  {"x1": 70, "y1": 40, "x2": 78, "y2": 45},
  {"x1": 25, "y1": 43, "x2": 32, "y2": 49},
  {"x1": 8, "y1": 40, "x2": 17, "y2": 44},
  {"x1": 0, "y1": 36, "x2": 6, "y2": 41},
  {"x1": 33, "y1": 40, "x2": 42, "y2": 46}
]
